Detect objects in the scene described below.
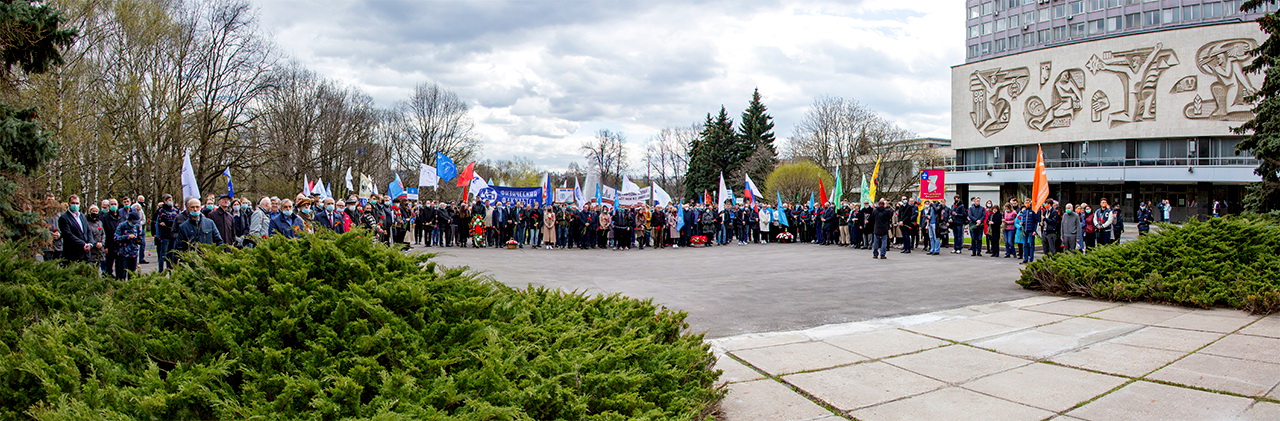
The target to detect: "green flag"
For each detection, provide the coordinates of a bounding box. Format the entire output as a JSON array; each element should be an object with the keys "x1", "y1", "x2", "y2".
[
  {"x1": 860, "y1": 175, "x2": 869, "y2": 204},
  {"x1": 833, "y1": 167, "x2": 843, "y2": 204}
]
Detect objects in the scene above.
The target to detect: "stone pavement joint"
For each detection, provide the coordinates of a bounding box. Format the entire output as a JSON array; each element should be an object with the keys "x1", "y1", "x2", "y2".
[{"x1": 712, "y1": 297, "x2": 1280, "y2": 420}]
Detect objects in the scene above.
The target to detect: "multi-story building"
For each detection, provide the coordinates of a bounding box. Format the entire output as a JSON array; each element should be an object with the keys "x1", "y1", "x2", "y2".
[{"x1": 952, "y1": 0, "x2": 1276, "y2": 220}]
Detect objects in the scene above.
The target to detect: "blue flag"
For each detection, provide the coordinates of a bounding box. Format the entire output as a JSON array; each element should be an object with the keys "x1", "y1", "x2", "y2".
[
  {"x1": 435, "y1": 152, "x2": 458, "y2": 182},
  {"x1": 388, "y1": 173, "x2": 406, "y2": 199},
  {"x1": 222, "y1": 167, "x2": 234, "y2": 198},
  {"x1": 676, "y1": 201, "x2": 685, "y2": 231},
  {"x1": 775, "y1": 191, "x2": 789, "y2": 227},
  {"x1": 595, "y1": 183, "x2": 602, "y2": 205}
]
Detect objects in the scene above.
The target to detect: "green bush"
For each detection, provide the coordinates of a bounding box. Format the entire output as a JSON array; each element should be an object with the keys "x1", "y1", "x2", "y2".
[
  {"x1": 0, "y1": 231, "x2": 722, "y2": 420},
  {"x1": 1017, "y1": 215, "x2": 1280, "y2": 313}
]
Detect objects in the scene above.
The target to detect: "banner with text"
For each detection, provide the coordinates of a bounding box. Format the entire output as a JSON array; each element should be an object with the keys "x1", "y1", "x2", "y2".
[
  {"x1": 476, "y1": 186, "x2": 542, "y2": 206},
  {"x1": 919, "y1": 169, "x2": 946, "y2": 201},
  {"x1": 553, "y1": 188, "x2": 576, "y2": 204}
]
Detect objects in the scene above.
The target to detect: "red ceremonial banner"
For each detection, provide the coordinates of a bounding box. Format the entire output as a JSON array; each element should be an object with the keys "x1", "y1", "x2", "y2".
[{"x1": 919, "y1": 169, "x2": 946, "y2": 201}]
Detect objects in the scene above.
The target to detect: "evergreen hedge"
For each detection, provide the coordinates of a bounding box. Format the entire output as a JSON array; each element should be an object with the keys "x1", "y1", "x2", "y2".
[
  {"x1": 1017, "y1": 215, "x2": 1280, "y2": 313},
  {"x1": 0, "y1": 231, "x2": 722, "y2": 420}
]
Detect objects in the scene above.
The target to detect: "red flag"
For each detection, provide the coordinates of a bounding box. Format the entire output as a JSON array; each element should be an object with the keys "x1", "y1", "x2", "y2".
[
  {"x1": 457, "y1": 162, "x2": 475, "y2": 187},
  {"x1": 703, "y1": 189, "x2": 712, "y2": 205},
  {"x1": 1032, "y1": 146, "x2": 1049, "y2": 211},
  {"x1": 818, "y1": 178, "x2": 828, "y2": 205}
]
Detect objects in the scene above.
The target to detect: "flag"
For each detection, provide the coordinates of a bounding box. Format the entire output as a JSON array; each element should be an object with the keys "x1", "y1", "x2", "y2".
[
  {"x1": 222, "y1": 167, "x2": 234, "y2": 198},
  {"x1": 676, "y1": 202, "x2": 685, "y2": 230},
  {"x1": 543, "y1": 172, "x2": 553, "y2": 206},
  {"x1": 180, "y1": 150, "x2": 200, "y2": 200},
  {"x1": 869, "y1": 156, "x2": 882, "y2": 203},
  {"x1": 574, "y1": 177, "x2": 585, "y2": 207},
  {"x1": 470, "y1": 174, "x2": 489, "y2": 198},
  {"x1": 435, "y1": 152, "x2": 458, "y2": 182},
  {"x1": 743, "y1": 174, "x2": 763, "y2": 200},
  {"x1": 303, "y1": 174, "x2": 312, "y2": 196},
  {"x1": 457, "y1": 162, "x2": 475, "y2": 187},
  {"x1": 595, "y1": 183, "x2": 602, "y2": 205},
  {"x1": 388, "y1": 173, "x2": 406, "y2": 200},
  {"x1": 818, "y1": 177, "x2": 828, "y2": 205},
  {"x1": 775, "y1": 190, "x2": 789, "y2": 227},
  {"x1": 860, "y1": 174, "x2": 870, "y2": 204},
  {"x1": 345, "y1": 167, "x2": 354, "y2": 191},
  {"x1": 833, "y1": 167, "x2": 843, "y2": 204},
  {"x1": 652, "y1": 183, "x2": 672, "y2": 206},
  {"x1": 359, "y1": 173, "x2": 373, "y2": 198},
  {"x1": 419, "y1": 163, "x2": 439, "y2": 189},
  {"x1": 315, "y1": 177, "x2": 325, "y2": 196},
  {"x1": 1033, "y1": 145, "x2": 1049, "y2": 211},
  {"x1": 324, "y1": 182, "x2": 333, "y2": 199},
  {"x1": 809, "y1": 192, "x2": 815, "y2": 209},
  {"x1": 613, "y1": 186, "x2": 619, "y2": 208},
  {"x1": 717, "y1": 172, "x2": 730, "y2": 211},
  {"x1": 622, "y1": 177, "x2": 642, "y2": 193}
]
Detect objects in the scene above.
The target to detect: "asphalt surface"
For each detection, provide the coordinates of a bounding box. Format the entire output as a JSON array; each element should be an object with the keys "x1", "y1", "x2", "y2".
[{"x1": 419, "y1": 241, "x2": 1034, "y2": 339}]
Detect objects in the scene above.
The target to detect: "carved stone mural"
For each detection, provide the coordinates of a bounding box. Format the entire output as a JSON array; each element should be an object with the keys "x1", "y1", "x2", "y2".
[
  {"x1": 1091, "y1": 90, "x2": 1110, "y2": 123},
  {"x1": 1184, "y1": 38, "x2": 1258, "y2": 120},
  {"x1": 1025, "y1": 68, "x2": 1085, "y2": 131},
  {"x1": 1085, "y1": 43, "x2": 1180, "y2": 127},
  {"x1": 969, "y1": 67, "x2": 1031, "y2": 137},
  {"x1": 1039, "y1": 61, "x2": 1052, "y2": 87},
  {"x1": 1171, "y1": 76, "x2": 1198, "y2": 93}
]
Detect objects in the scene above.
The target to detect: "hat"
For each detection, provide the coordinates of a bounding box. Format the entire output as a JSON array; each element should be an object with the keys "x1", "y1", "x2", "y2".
[
  {"x1": 127, "y1": 212, "x2": 141, "y2": 222},
  {"x1": 344, "y1": 198, "x2": 357, "y2": 204},
  {"x1": 219, "y1": 194, "x2": 233, "y2": 200},
  {"x1": 297, "y1": 198, "x2": 313, "y2": 207}
]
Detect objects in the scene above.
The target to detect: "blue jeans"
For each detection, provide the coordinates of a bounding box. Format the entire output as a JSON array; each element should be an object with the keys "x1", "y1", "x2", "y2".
[
  {"x1": 1022, "y1": 231, "x2": 1036, "y2": 262},
  {"x1": 928, "y1": 229, "x2": 941, "y2": 253},
  {"x1": 1003, "y1": 230, "x2": 1016, "y2": 256},
  {"x1": 951, "y1": 225, "x2": 965, "y2": 251},
  {"x1": 157, "y1": 238, "x2": 174, "y2": 271},
  {"x1": 969, "y1": 226, "x2": 983, "y2": 252},
  {"x1": 872, "y1": 234, "x2": 889, "y2": 257}
]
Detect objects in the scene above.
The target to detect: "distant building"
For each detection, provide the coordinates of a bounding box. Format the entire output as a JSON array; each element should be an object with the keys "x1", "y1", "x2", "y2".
[{"x1": 952, "y1": 0, "x2": 1273, "y2": 219}]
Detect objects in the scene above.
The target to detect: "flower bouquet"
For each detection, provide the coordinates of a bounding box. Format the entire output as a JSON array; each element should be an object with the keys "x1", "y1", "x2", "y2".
[
  {"x1": 776, "y1": 232, "x2": 794, "y2": 243},
  {"x1": 690, "y1": 235, "x2": 708, "y2": 247},
  {"x1": 506, "y1": 239, "x2": 519, "y2": 249}
]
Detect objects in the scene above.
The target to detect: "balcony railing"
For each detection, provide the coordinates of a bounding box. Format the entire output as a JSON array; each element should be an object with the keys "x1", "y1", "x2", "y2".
[{"x1": 950, "y1": 157, "x2": 1259, "y2": 172}]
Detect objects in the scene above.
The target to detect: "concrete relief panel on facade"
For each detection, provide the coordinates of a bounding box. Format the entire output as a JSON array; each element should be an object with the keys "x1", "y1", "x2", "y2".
[
  {"x1": 969, "y1": 67, "x2": 1031, "y2": 137},
  {"x1": 1085, "y1": 43, "x2": 1180, "y2": 127},
  {"x1": 1025, "y1": 68, "x2": 1085, "y2": 131},
  {"x1": 1184, "y1": 38, "x2": 1259, "y2": 121}
]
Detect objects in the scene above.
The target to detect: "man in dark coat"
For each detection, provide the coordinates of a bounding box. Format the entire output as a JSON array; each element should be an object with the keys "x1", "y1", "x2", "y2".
[
  {"x1": 950, "y1": 196, "x2": 969, "y2": 254},
  {"x1": 898, "y1": 200, "x2": 918, "y2": 253},
  {"x1": 207, "y1": 195, "x2": 237, "y2": 246},
  {"x1": 870, "y1": 200, "x2": 894, "y2": 259},
  {"x1": 58, "y1": 194, "x2": 93, "y2": 263}
]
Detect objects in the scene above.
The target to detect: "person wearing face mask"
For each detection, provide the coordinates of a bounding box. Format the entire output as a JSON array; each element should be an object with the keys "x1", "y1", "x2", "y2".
[
  {"x1": 84, "y1": 205, "x2": 107, "y2": 267},
  {"x1": 1061, "y1": 203, "x2": 1081, "y2": 253},
  {"x1": 174, "y1": 198, "x2": 223, "y2": 257},
  {"x1": 154, "y1": 194, "x2": 180, "y2": 270},
  {"x1": 315, "y1": 197, "x2": 340, "y2": 233},
  {"x1": 870, "y1": 199, "x2": 894, "y2": 259},
  {"x1": 100, "y1": 198, "x2": 121, "y2": 275},
  {"x1": 1137, "y1": 202, "x2": 1154, "y2": 236},
  {"x1": 1096, "y1": 199, "x2": 1116, "y2": 246},
  {"x1": 949, "y1": 196, "x2": 968, "y2": 254},
  {"x1": 207, "y1": 195, "x2": 237, "y2": 246},
  {"x1": 203, "y1": 197, "x2": 216, "y2": 216},
  {"x1": 57, "y1": 194, "x2": 92, "y2": 263},
  {"x1": 234, "y1": 199, "x2": 251, "y2": 244},
  {"x1": 113, "y1": 212, "x2": 144, "y2": 279},
  {"x1": 1082, "y1": 204, "x2": 1097, "y2": 251},
  {"x1": 269, "y1": 199, "x2": 304, "y2": 238},
  {"x1": 295, "y1": 198, "x2": 317, "y2": 234},
  {"x1": 1041, "y1": 200, "x2": 1061, "y2": 255},
  {"x1": 1019, "y1": 200, "x2": 1041, "y2": 264},
  {"x1": 247, "y1": 197, "x2": 272, "y2": 246}
]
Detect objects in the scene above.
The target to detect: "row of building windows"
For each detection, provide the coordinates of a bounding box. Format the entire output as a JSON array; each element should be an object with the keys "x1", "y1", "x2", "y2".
[
  {"x1": 967, "y1": 0, "x2": 1271, "y2": 20},
  {"x1": 953, "y1": 138, "x2": 1254, "y2": 171},
  {"x1": 969, "y1": 2, "x2": 1254, "y2": 40}
]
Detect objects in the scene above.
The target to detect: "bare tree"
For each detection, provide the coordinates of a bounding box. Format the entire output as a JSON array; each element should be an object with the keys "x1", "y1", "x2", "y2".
[
  {"x1": 643, "y1": 124, "x2": 697, "y2": 198},
  {"x1": 581, "y1": 129, "x2": 627, "y2": 186},
  {"x1": 787, "y1": 96, "x2": 922, "y2": 200},
  {"x1": 388, "y1": 82, "x2": 480, "y2": 173}
]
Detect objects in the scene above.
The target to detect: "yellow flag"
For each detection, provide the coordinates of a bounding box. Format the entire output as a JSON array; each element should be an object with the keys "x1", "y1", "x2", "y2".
[{"x1": 869, "y1": 156, "x2": 882, "y2": 203}]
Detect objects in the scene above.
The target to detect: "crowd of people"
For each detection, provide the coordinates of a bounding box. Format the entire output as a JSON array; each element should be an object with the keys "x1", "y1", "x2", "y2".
[{"x1": 38, "y1": 188, "x2": 1192, "y2": 279}]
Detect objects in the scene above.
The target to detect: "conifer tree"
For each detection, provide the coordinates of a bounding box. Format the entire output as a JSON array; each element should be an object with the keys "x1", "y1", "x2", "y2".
[
  {"x1": 1236, "y1": 1, "x2": 1280, "y2": 212},
  {"x1": 738, "y1": 88, "x2": 778, "y2": 188}
]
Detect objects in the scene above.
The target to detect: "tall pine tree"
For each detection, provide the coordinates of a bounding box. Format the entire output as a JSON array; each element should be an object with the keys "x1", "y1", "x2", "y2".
[
  {"x1": 738, "y1": 88, "x2": 778, "y2": 188},
  {"x1": 1237, "y1": 0, "x2": 1280, "y2": 213},
  {"x1": 684, "y1": 107, "x2": 737, "y2": 201}
]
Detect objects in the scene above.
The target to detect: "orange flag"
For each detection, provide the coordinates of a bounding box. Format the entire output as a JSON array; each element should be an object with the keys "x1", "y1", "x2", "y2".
[
  {"x1": 1032, "y1": 145, "x2": 1049, "y2": 211},
  {"x1": 818, "y1": 177, "x2": 828, "y2": 205}
]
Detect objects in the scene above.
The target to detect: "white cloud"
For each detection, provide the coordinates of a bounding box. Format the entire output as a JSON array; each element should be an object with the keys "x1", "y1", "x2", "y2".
[{"x1": 256, "y1": 0, "x2": 963, "y2": 172}]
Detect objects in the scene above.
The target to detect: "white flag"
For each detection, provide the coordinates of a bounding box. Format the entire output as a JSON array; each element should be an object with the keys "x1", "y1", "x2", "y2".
[
  {"x1": 315, "y1": 177, "x2": 325, "y2": 196},
  {"x1": 622, "y1": 177, "x2": 642, "y2": 193},
  {"x1": 471, "y1": 174, "x2": 489, "y2": 193},
  {"x1": 419, "y1": 163, "x2": 439, "y2": 189},
  {"x1": 303, "y1": 174, "x2": 312, "y2": 196},
  {"x1": 744, "y1": 174, "x2": 764, "y2": 199},
  {"x1": 574, "y1": 177, "x2": 585, "y2": 208},
  {"x1": 345, "y1": 167, "x2": 354, "y2": 191},
  {"x1": 717, "y1": 172, "x2": 730, "y2": 211},
  {"x1": 180, "y1": 150, "x2": 201, "y2": 201},
  {"x1": 652, "y1": 183, "x2": 672, "y2": 206}
]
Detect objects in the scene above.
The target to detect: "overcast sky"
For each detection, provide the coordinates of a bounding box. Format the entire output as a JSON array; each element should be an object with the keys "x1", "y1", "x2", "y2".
[{"x1": 256, "y1": 0, "x2": 963, "y2": 171}]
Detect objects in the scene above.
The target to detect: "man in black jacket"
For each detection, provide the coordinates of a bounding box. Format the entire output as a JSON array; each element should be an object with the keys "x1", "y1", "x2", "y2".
[
  {"x1": 950, "y1": 196, "x2": 969, "y2": 254},
  {"x1": 870, "y1": 200, "x2": 894, "y2": 259},
  {"x1": 898, "y1": 200, "x2": 918, "y2": 253},
  {"x1": 58, "y1": 195, "x2": 92, "y2": 263}
]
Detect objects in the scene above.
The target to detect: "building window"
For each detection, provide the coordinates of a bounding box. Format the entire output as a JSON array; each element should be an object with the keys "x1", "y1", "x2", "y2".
[
  {"x1": 1040, "y1": 8, "x2": 1051, "y2": 22},
  {"x1": 1006, "y1": 0, "x2": 1021, "y2": 9},
  {"x1": 1054, "y1": 4, "x2": 1067, "y2": 18},
  {"x1": 1107, "y1": 15, "x2": 1123, "y2": 31},
  {"x1": 994, "y1": 38, "x2": 1007, "y2": 52},
  {"x1": 1088, "y1": 0, "x2": 1106, "y2": 12},
  {"x1": 1205, "y1": 2, "x2": 1223, "y2": 18},
  {"x1": 1023, "y1": 11, "x2": 1036, "y2": 24},
  {"x1": 968, "y1": 44, "x2": 981, "y2": 58},
  {"x1": 1183, "y1": 4, "x2": 1202, "y2": 20},
  {"x1": 1009, "y1": 15, "x2": 1019, "y2": 28},
  {"x1": 970, "y1": 6, "x2": 981, "y2": 19},
  {"x1": 1144, "y1": 10, "x2": 1160, "y2": 26},
  {"x1": 1009, "y1": 35, "x2": 1021, "y2": 49},
  {"x1": 1054, "y1": 25, "x2": 1068, "y2": 41},
  {"x1": 996, "y1": 18, "x2": 1008, "y2": 32},
  {"x1": 982, "y1": 1, "x2": 994, "y2": 15},
  {"x1": 1070, "y1": 1, "x2": 1085, "y2": 15},
  {"x1": 1088, "y1": 19, "x2": 1104, "y2": 34},
  {"x1": 1125, "y1": 12, "x2": 1141, "y2": 28},
  {"x1": 1163, "y1": 8, "x2": 1181, "y2": 24},
  {"x1": 1039, "y1": 29, "x2": 1052, "y2": 44},
  {"x1": 1023, "y1": 33, "x2": 1035, "y2": 47},
  {"x1": 970, "y1": 25, "x2": 980, "y2": 38},
  {"x1": 1070, "y1": 22, "x2": 1086, "y2": 37},
  {"x1": 981, "y1": 41, "x2": 992, "y2": 55},
  {"x1": 1107, "y1": 0, "x2": 1122, "y2": 7},
  {"x1": 983, "y1": 21, "x2": 993, "y2": 35}
]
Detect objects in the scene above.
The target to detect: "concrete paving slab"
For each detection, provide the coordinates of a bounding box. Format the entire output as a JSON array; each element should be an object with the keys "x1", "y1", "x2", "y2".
[
  {"x1": 971, "y1": 329, "x2": 1093, "y2": 359},
  {"x1": 1239, "y1": 315, "x2": 1280, "y2": 339},
  {"x1": 849, "y1": 387, "x2": 1054, "y2": 421},
  {"x1": 822, "y1": 329, "x2": 950, "y2": 360},
  {"x1": 1036, "y1": 317, "x2": 1144, "y2": 343},
  {"x1": 1105, "y1": 326, "x2": 1226, "y2": 353},
  {"x1": 1066, "y1": 380, "x2": 1254, "y2": 421},
  {"x1": 1051, "y1": 342, "x2": 1187, "y2": 377},
  {"x1": 1148, "y1": 353, "x2": 1280, "y2": 397},
  {"x1": 711, "y1": 332, "x2": 811, "y2": 353},
  {"x1": 782, "y1": 361, "x2": 946, "y2": 411},
  {"x1": 731, "y1": 341, "x2": 867, "y2": 375},
  {"x1": 962, "y1": 363, "x2": 1129, "y2": 413},
  {"x1": 1001, "y1": 296, "x2": 1071, "y2": 308},
  {"x1": 1201, "y1": 334, "x2": 1280, "y2": 365},
  {"x1": 883, "y1": 345, "x2": 1030, "y2": 384},
  {"x1": 903, "y1": 318, "x2": 1025, "y2": 342},
  {"x1": 715, "y1": 355, "x2": 766, "y2": 385},
  {"x1": 1155, "y1": 312, "x2": 1260, "y2": 333},
  {"x1": 1091, "y1": 304, "x2": 1189, "y2": 325},
  {"x1": 1023, "y1": 298, "x2": 1121, "y2": 316},
  {"x1": 972, "y1": 308, "x2": 1072, "y2": 329},
  {"x1": 719, "y1": 379, "x2": 833, "y2": 421},
  {"x1": 1237, "y1": 402, "x2": 1280, "y2": 421}
]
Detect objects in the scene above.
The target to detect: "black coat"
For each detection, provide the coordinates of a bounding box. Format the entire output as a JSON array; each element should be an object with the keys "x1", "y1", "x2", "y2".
[
  {"x1": 58, "y1": 211, "x2": 92, "y2": 261},
  {"x1": 871, "y1": 206, "x2": 894, "y2": 236}
]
